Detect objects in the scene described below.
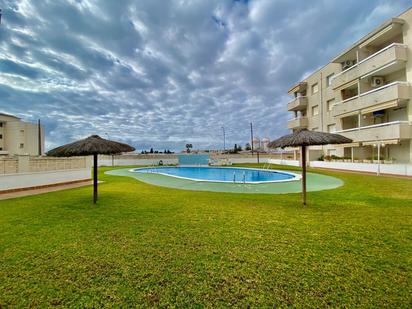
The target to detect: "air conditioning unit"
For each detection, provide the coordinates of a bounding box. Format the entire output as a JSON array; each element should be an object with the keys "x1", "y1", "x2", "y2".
[
  {"x1": 342, "y1": 60, "x2": 351, "y2": 70},
  {"x1": 342, "y1": 60, "x2": 356, "y2": 70},
  {"x1": 371, "y1": 76, "x2": 384, "y2": 87}
]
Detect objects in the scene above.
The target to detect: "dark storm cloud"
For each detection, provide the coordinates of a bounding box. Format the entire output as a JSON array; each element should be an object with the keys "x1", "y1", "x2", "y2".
[{"x1": 0, "y1": 0, "x2": 410, "y2": 151}]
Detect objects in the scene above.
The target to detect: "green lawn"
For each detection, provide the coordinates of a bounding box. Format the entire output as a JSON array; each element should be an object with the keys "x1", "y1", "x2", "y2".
[{"x1": 0, "y1": 164, "x2": 411, "y2": 307}]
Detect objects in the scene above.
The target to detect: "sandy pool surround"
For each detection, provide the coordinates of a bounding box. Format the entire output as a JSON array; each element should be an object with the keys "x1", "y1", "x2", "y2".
[{"x1": 105, "y1": 167, "x2": 343, "y2": 194}]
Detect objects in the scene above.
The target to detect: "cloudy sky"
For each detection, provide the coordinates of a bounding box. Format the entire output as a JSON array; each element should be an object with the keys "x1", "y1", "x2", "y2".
[{"x1": 0, "y1": 0, "x2": 411, "y2": 151}]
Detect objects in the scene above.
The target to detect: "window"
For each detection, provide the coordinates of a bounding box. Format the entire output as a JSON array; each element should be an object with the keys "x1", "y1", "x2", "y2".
[
  {"x1": 311, "y1": 83, "x2": 318, "y2": 94},
  {"x1": 312, "y1": 105, "x2": 319, "y2": 116},
  {"x1": 0, "y1": 134, "x2": 2, "y2": 139},
  {"x1": 19, "y1": 143, "x2": 24, "y2": 149},
  {"x1": 327, "y1": 98, "x2": 336, "y2": 111},
  {"x1": 0, "y1": 122, "x2": 3, "y2": 127},
  {"x1": 326, "y1": 74, "x2": 334, "y2": 87},
  {"x1": 327, "y1": 124, "x2": 336, "y2": 133},
  {"x1": 0, "y1": 147, "x2": 2, "y2": 151},
  {"x1": 327, "y1": 149, "x2": 337, "y2": 156},
  {"x1": 20, "y1": 129, "x2": 24, "y2": 133}
]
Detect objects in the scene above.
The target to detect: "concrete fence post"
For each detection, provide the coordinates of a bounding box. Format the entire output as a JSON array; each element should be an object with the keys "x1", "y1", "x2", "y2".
[
  {"x1": 85, "y1": 156, "x2": 93, "y2": 169},
  {"x1": 17, "y1": 154, "x2": 30, "y2": 173}
]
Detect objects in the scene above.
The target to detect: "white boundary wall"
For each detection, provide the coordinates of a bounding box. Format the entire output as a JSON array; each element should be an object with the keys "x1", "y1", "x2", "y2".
[
  {"x1": 99, "y1": 158, "x2": 178, "y2": 166},
  {"x1": 229, "y1": 157, "x2": 268, "y2": 164},
  {"x1": 0, "y1": 169, "x2": 91, "y2": 191},
  {"x1": 268, "y1": 159, "x2": 300, "y2": 167},
  {"x1": 310, "y1": 161, "x2": 412, "y2": 176},
  {"x1": 269, "y1": 158, "x2": 412, "y2": 176},
  {"x1": 98, "y1": 155, "x2": 270, "y2": 166}
]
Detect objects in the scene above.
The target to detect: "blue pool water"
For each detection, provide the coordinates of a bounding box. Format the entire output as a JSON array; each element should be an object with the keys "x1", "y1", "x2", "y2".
[{"x1": 132, "y1": 167, "x2": 298, "y2": 184}]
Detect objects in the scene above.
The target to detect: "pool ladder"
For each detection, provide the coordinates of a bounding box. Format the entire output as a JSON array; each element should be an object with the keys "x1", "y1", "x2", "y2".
[
  {"x1": 233, "y1": 171, "x2": 246, "y2": 184},
  {"x1": 149, "y1": 162, "x2": 157, "y2": 173}
]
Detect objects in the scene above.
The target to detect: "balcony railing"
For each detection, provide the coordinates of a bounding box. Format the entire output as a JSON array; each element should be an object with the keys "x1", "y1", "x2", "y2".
[
  {"x1": 335, "y1": 121, "x2": 412, "y2": 142},
  {"x1": 358, "y1": 43, "x2": 407, "y2": 76},
  {"x1": 288, "y1": 82, "x2": 307, "y2": 95},
  {"x1": 331, "y1": 64, "x2": 359, "y2": 90},
  {"x1": 332, "y1": 43, "x2": 407, "y2": 90},
  {"x1": 288, "y1": 117, "x2": 308, "y2": 129},
  {"x1": 332, "y1": 81, "x2": 410, "y2": 117},
  {"x1": 287, "y1": 96, "x2": 308, "y2": 111}
]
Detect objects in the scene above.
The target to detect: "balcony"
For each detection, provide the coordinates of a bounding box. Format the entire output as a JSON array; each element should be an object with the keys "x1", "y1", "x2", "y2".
[
  {"x1": 333, "y1": 82, "x2": 411, "y2": 117},
  {"x1": 358, "y1": 43, "x2": 407, "y2": 77},
  {"x1": 287, "y1": 96, "x2": 308, "y2": 111},
  {"x1": 288, "y1": 117, "x2": 308, "y2": 129},
  {"x1": 335, "y1": 121, "x2": 412, "y2": 142},
  {"x1": 331, "y1": 43, "x2": 408, "y2": 90},
  {"x1": 288, "y1": 82, "x2": 307, "y2": 95},
  {"x1": 331, "y1": 65, "x2": 359, "y2": 90}
]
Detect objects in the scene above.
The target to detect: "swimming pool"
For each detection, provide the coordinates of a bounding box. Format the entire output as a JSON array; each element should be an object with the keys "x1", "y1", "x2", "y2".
[{"x1": 130, "y1": 167, "x2": 301, "y2": 184}]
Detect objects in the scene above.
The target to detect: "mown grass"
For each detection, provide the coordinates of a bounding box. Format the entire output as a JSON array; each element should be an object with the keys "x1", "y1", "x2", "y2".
[{"x1": 0, "y1": 164, "x2": 411, "y2": 307}]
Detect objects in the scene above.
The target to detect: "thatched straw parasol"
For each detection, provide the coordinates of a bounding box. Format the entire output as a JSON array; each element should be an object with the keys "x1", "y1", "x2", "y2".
[
  {"x1": 268, "y1": 129, "x2": 352, "y2": 205},
  {"x1": 47, "y1": 135, "x2": 135, "y2": 204}
]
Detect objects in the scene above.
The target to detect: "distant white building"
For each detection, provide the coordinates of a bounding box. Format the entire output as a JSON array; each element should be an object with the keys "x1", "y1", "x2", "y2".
[
  {"x1": 0, "y1": 113, "x2": 45, "y2": 156},
  {"x1": 261, "y1": 138, "x2": 270, "y2": 151},
  {"x1": 252, "y1": 137, "x2": 260, "y2": 150}
]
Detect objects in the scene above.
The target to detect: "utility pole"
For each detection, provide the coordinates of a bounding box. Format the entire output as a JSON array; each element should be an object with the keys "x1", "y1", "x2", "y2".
[
  {"x1": 221, "y1": 126, "x2": 226, "y2": 153},
  {"x1": 250, "y1": 122, "x2": 259, "y2": 163},
  {"x1": 38, "y1": 119, "x2": 42, "y2": 156},
  {"x1": 250, "y1": 122, "x2": 254, "y2": 156},
  {"x1": 257, "y1": 147, "x2": 260, "y2": 164}
]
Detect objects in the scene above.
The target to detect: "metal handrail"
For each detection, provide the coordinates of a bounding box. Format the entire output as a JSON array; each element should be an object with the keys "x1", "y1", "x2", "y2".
[
  {"x1": 333, "y1": 42, "x2": 407, "y2": 79},
  {"x1": 333, "y1": 81, "x2": 410, "y2": 107},
  {"x1": 358, "y1": 42, "x2": 407, "y2": 65},
  {"x1": 336, "y1": 120, "x2": 409, "y2": 133}
]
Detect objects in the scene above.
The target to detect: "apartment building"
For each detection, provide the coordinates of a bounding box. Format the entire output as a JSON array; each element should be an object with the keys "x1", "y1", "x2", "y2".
[
  {"x1": 0, "y1": 113, "x2": 45, "y2": 156},
  {"x1": 287, "y1": 7, "x2": 412, "y2": 163}
]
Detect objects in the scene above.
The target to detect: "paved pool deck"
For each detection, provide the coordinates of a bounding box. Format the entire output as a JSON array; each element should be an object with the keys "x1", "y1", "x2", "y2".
[{"x1": 105, "y1": 168, "x2": 343, "y2": 194}]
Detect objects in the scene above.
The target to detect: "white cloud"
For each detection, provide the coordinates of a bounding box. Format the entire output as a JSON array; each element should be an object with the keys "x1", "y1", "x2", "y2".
[{"x1": 0, "y1": 0, "x2": 410, "y2": 151}]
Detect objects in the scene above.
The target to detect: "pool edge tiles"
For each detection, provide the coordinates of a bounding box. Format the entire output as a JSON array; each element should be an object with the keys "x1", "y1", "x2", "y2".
[
  {"x1": 129, "y1": 166, "x2": 301, "y2": 184},
  {"x1": 105, "y1": 167, "x2": 343, "y2": 194}
]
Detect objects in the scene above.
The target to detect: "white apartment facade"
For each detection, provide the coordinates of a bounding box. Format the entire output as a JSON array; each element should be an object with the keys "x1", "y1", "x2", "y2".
[
  {"x1": 287, "y1": 7, "x2": 412, "y2": 164},
  {"x1": 0, "y1": 113, "x2": 45, "y2": 156}
]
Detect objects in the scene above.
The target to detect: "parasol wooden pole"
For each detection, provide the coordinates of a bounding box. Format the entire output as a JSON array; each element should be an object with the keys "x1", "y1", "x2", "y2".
[
  {"x1": 93, "y1": 153, "x2": 98, "y2": 204},
  {"x1": 301, "y1": 145, "x2": 307, "y2": 206}
]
